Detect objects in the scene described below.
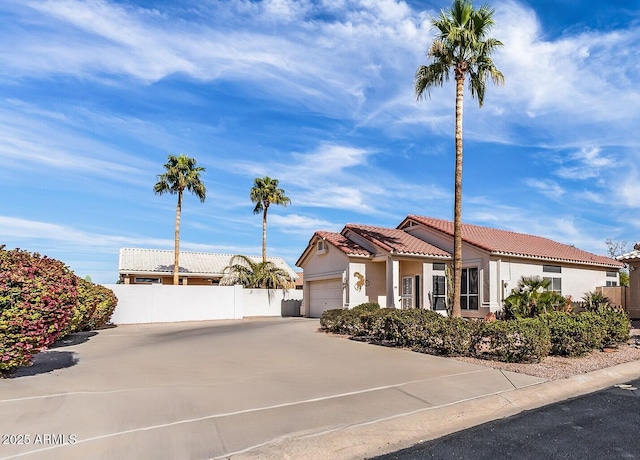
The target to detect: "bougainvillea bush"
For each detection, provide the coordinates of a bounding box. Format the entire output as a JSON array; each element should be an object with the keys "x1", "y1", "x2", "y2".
[
  {"x1": 0, "y1": 247, "x2": 78, "y2": 376},
  {"x1": 80, "y1": 281, "x2": 118, "y2": 331}
]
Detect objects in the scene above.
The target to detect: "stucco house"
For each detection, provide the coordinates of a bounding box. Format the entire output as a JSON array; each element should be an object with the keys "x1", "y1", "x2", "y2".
[
  {"x1": 119, "y1": 248, "x2": 298, "y2": 286},
  {"x1": 296, "y1": 215, "x2": 623, "y2": 318}
]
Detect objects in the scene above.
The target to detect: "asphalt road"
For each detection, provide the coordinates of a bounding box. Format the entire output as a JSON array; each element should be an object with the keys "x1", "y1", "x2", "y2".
[{"x1": 373, "y1": 378, "x2": 640, "y2": 460}]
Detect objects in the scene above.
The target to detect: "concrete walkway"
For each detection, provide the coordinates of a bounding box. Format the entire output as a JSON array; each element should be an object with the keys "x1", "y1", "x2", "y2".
[{"x1": 1, "y1": 318, "x2": 638, "y2": 460}]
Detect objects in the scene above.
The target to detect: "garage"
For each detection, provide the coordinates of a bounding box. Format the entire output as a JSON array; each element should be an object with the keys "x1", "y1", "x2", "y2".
[{"x1": 309, "y1": 279, "x2": 344, "y2": 317}]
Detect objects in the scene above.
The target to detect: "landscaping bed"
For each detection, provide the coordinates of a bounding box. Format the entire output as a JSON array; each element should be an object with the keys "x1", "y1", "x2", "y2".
[{"x1": 320, "y1": 304, "x2": 634, "y2": 378}]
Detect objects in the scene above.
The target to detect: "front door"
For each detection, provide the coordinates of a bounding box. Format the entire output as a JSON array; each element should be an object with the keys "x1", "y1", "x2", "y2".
[{"x1": 401, "y1": 276, "x2": 413, "y2": 309}]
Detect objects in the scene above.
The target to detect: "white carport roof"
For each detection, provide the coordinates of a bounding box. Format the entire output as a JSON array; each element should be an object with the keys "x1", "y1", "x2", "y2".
[{"x1": 119, "y1": 248, "x2": 299, "y2": 280}]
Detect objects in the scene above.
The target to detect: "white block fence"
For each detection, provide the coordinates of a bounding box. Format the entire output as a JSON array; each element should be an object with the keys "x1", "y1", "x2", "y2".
[{"x1": 105, "y1": 284, "x2": 303, "y2": 324}]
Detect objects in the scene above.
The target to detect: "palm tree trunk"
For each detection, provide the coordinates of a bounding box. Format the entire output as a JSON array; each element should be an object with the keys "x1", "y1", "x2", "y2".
[
  {"x1": 262, "y1": 204, "x2": 268, "y2": 263},
  {"x1": 174, "y1": 191, "x2": 182, "y2": 285},
  {"x1": 452, "y1": 74, "x2": 464, "y2": 318}
]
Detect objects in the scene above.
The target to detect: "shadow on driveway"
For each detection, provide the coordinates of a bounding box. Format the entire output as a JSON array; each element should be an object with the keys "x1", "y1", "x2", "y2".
[{"x1": 8, "y1": 351, "x2": 79, "y2": 378}]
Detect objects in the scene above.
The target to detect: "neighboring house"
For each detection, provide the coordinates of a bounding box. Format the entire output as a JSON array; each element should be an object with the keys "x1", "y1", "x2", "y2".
[
  {"x1": 618, "y1": 243, "x2": 640, "y2": 318},
  {"x1": 119, "y1": 248, "x2": 299, "y2": 286},
  {"x1": 296, "y1": 215, "x2": 623, "y2": 318}
]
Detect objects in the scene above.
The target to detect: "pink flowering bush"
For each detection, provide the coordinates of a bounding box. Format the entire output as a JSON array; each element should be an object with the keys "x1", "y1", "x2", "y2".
[
  {"x1": 0, "y1": 246, "x2": 78, "y2": 376},
  {"x1": 79, "y1": 281, "x2": 117, "y2": 331}
]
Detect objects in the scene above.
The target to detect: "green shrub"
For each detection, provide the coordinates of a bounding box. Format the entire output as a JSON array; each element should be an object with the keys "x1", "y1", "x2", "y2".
[
  {"x1": 594, "y1": 308, "x2": 630, "y2": 346},
  {"x1": 320, "y1": 309, "x2": 358, "y2": 335},
  {"x1": 351, "y1": 302, "x2": 381, "y2": 313},
  {"x1": 473, "y1": 318, "x2": 551, "y2": 363},
  {"x1": 377, "y1": 309, "x2": 438, "y2": 346},
  {"x1": 541, "y1": 312, "x2": 603, "y2": 356},
  {"x1": 80, "y1": 282, "x2": 117, "y2": 331},
  {"x1": 429, "y1": 317, "x2": 479, "y2": 356},
  {"x1": 0, "y1": 247, "x2": 78, "y2": 376}
]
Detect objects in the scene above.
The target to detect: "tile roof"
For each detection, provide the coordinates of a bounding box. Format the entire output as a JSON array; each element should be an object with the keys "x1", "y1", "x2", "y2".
[
  {"x1": 119, "y1": 248, "x2": 299, "y2": 279},
  {"x1": 618, "y1": 242, "x2": 640, "y2": 262},
  {"x1": 406, "y1": 215, "x2": 623, "y2": 268},
  {"x1": 345, "y1": 224, "x2": 450, "y2": 258},
  {"x1": 314, "y1": 231, "x2": 373, "y2": 257}
]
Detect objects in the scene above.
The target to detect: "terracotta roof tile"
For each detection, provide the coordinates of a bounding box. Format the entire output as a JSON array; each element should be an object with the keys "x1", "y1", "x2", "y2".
[
  {"x1": 345, "y1": 224, "x2": 450, "y2": 258},
  {"x1": 406, "y1": 215, "x2": 623, "y2": 268},
  {"x1": 315, "y1": 231, "x2": 373, "y2": 257}
]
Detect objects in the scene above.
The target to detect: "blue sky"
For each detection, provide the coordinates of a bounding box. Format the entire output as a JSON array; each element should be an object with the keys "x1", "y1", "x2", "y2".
[{"x1": 1, "y1": 0, "x2": 639, "y2": 283}]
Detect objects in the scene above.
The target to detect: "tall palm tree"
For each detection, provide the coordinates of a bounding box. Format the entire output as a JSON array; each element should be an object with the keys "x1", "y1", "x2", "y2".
[
  {"x1": 250, "y1": 177, "x2": 291, "y2": 263},
  {"x1": 220, "y1": 255, "x2": 293, "y2": 290},
  {"x1": 153, "y1": 154, "x2": 206, "y2": 285},
  {"x1": 414, "y1": 0, "x2": 504, "y2": 317}
]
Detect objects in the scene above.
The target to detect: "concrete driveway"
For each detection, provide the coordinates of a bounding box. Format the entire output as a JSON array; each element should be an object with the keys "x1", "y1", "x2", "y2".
[{"x1": 0, "y1": 318, "x2": 544, "y2": 460}]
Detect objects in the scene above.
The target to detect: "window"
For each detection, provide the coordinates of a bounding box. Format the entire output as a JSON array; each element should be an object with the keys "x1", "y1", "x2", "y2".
[
  {"x1": 134, "y1": 277, "x2": 161, "y2": 284},
  {"x1": 543, "y1": 265, "x2": 561, "y2": 273},
  {"x1": 606, "y1": 281, "x2": 618, "y2": 287},
  {"x1": 317, "y1": 240, "x2": 327, "y2": 254},
  {"x1": 544, "y1": 277, "x2": 562, "y2": 293},
  {"x1": 461, "y1": 267, "x2": 479, "y2": 310},
  {"x1": 432, "y1": 275, "x2": 446, "y2": 310},
  {"x1": 606, "y1": 271, "x2": 618, "y2": 278},
  {"x1": 433, "y1": 263, "x2": 446, "y2": 271}
]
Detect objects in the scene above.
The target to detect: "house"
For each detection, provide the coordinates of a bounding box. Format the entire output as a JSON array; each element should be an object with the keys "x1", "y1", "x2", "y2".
[
  {"x1": 118, "y1": 248, "x2": 299, "y2": 286},
  {"x1": 618, "y1": 243, "x2": 640, "y2": 318},
  {"x1": 296, "y1": 215, "x2": 623, "y2": 318}
]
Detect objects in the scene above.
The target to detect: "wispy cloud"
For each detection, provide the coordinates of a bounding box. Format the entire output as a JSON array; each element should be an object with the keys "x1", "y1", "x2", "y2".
[
  {"x1": 554, "y1": 147, "x2": 617, "y2": 180},
  {"x1": 523, "y1": 178, "x2": 565, "y2": 198}
]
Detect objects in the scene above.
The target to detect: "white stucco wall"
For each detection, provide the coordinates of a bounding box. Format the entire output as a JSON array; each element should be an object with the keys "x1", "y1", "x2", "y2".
[
  {"x1": 493, "y1": 258, "x2": 616, "y2": 308},
  {"x1": 243, "y1": 289, "x2": 303, "y2": 317},
  {"x1": 107, "y1": 284, "x2": 243, "y2": 324}
]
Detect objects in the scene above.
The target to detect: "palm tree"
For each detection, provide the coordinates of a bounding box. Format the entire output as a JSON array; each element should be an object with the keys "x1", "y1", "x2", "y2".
[
  {"x1": 250, "y1": 177, "x2": 291, "y2": 263},
  {"x1": 219, "y1": 255, "x2": 293, "y2": 290},
  {"x1": 414, "y1": 0, "x2": 504, "y2": 317},
  {"x1": 153, "y1": 154, "x2": 206, "y2": 285}
]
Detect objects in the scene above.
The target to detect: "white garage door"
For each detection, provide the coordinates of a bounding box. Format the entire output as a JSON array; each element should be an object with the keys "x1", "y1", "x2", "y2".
[{"x1": 309, "y1": 279, "x2": 343, "y2": 318}]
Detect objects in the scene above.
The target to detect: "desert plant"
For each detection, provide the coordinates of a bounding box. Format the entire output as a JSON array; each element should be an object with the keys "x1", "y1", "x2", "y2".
[
  {"x1": 582, "y1": 290, "x2": 611, "y2": 312},
  {"x1": 220, "y1": 255, "x2": 292, "y2": 290},
  {"x1": 503, "y1": 276, "x2": 571, "y2": 318},
  {"x1": 0, "y1": 247, "x2": 78, "y2": 376}
]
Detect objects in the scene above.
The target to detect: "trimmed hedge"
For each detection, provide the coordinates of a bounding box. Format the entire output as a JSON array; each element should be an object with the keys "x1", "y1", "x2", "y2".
[
  {"x1": 0, "y1": 248, "x2": 78, "y2": 375},
  {"x1": 351, "y1": 302, "x2": 381, "y2": 313},
  {"x1": 474, "y1": 318, "x2": 551, "y2": 363},
  {"x1": 319, "y1": 307, "x2": 631, "y2": 363}
]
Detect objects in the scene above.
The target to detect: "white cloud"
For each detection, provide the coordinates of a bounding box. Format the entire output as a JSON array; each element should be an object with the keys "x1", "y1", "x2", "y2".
[
  {"x1": 269, "y1": 213, "x2": 342, "y2": 234},
  {"x1": 554, "y1": 147, "x2": 617, "y2": 180},
  {"x1": 524, "y1": 178, "x2": 565, "y2": 198}
]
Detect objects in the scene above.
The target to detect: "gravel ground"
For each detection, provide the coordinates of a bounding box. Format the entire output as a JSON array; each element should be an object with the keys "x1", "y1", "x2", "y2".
[{"x1": 454, "y1": 328, "x2": 640, "y2": 381}]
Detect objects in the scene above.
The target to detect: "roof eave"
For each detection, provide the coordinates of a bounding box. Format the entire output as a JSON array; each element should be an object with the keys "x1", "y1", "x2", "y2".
[{"x1": 492, "y1": 251, "x2": 624, "y2": 269}]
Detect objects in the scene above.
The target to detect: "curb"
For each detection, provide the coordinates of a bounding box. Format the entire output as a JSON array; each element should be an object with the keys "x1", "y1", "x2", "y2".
[{"x1": 234, "y1": 360, "x2": 640, "y2": 460}]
